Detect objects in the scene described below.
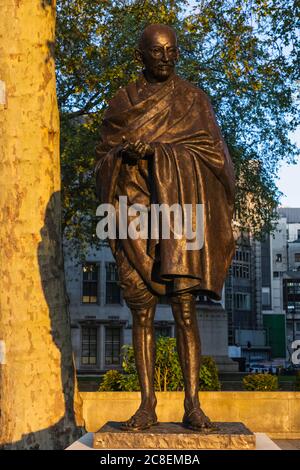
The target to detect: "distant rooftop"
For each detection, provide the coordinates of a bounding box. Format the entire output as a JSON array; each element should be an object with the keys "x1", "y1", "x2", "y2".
[
  {"x1": 284, "y1": 270, "x2": 300, "y2": 279},
  {"x1": 278, "y1": 207, "x2": 300, "y2": 223}
]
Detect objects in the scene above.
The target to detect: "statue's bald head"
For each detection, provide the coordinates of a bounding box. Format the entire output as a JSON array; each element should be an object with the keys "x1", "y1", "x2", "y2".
[
  {"x1": 136, "y1": 24, "x2": 179, "y2": 83},
  {"x1": 138, "y1": 24, "x2": 177, "y2": 50}
]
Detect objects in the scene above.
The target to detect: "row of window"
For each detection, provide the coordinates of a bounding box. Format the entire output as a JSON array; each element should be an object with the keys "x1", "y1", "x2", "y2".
[
  {"x1": 230, "y1": 250, "x2": 251, "y2": 280},
  {"x1": 82, "y1": 326, "x2": 122, "y2": 366},
  {"x1": 226, "y1": 292, "x2": 251, "y2": 311},
  {"x1": 81, "y1": 262, "x2": 170, "y2": 305},
  {"x1": 285, "y1": 281, "x2": 300, "y2": 295},
  {"x1": 287, "y1": 302, "x2": 300, "y2": 313},
  {"x1": 81, "y1": 325, "x2": 172, "y2": 367},
  {"x1": 232, "y1": 262, "x2": 250, "y2": 279},
  {"x1": 275, "y1": 253, "x2": 300, "y2": 263},
  {"x1": 82, "y1": 262, "x2": 121, "y2": 304},
  {"x1": 234, "y1": 250, "x2": 250, "y2": 263}
]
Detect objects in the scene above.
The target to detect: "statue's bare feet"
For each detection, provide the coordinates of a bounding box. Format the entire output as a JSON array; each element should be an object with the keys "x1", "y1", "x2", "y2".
[
  {"x1": 183, "y1": 407, "x2": 213, "y2": 432},
  {"x1": 120, "y1": 408, "x2": 158, "y2": 432}
]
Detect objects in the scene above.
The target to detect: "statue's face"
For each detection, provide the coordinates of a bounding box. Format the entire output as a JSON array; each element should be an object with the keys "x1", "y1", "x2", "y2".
[{"x1": 138, "y1": 28, "x2": 179, "y2": 83}]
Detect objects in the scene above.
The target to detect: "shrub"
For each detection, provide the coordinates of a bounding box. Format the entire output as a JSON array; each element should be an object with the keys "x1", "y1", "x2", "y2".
[
  {"x1": 243, "y1": 373, "x2": 278, "y2": 391},
  {"x1": 99, "y1": 338, "x2": 220, "y2": 391},
  {"x1": 120, "y1": 338, "x2": 183, "y2": 391},
  {"x1": 99, "y1": 369, "x2": 124, "y2": 391},
  {"x1": 199, "y1": 356, "x2": 221, "y2": 391},
  {"x1": 155, "y1": 337, "x2": 183, "y2": 391}
]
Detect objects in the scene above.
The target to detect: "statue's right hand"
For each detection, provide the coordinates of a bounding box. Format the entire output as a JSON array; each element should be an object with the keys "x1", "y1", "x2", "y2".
[{"x1": 121, "y1": 136, "x2": 141, "y2": 161}]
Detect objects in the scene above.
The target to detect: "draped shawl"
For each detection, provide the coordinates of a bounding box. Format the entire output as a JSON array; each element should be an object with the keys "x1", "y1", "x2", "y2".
[{"x1": 95, "y1": 73, "x2": 235, "y2": 300}]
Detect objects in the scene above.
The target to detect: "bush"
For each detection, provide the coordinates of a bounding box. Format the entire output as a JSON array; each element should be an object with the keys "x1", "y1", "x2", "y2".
[
  {"x1": 99, "y1": 369, "x2": 124, "y2": 391},
  {"x1": 120, "y1": 338, "x2": 183, "y2": 391},
  {"x1": 99, "y1": 337, "x2": 220, "y2": 392},
  {"x1": 243, "y1": 373, "x2": 278, "y2": 391},
  {"x1": 199, "y1": 356, "x2": 221, "y2": 391},
  {"x1": 154, "y1": 337, "x2": 183, "y2": 391}
]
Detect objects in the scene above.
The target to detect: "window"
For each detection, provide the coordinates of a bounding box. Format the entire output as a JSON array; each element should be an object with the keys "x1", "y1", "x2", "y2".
[
  {"x1": 287, "y1": 281, "x2": 300, "y2": 295},
  {"x1": 234, "y1": 250, "x2": 250, "y2": 263},
  {"x1": 82, "y1": 263, "x2": 98, "y2": 303},
  {"x1": 155, "y1": 326, "x2": 172, "y2": 340},
  {"x1": 233, "y1": 262, "x2": 250, "y2": 279},
  {"x1": 273, "y1": 271, "x2": 279, "y2": 278},
  {"x1": 233, "y1": 293, "x2": 251, "y2": 311},
  {"x1": 105, "y1": 327, "x2": 121, "y2": 365},
  {"x1": 232, "y1": 249, "x2": 250, "y2": 279},
  {"x1": 81, "y1": 326, "x2": 97, "y2": 365},
  {"x1": 295, "y1": 322, "x2": 300, "y2": 333},
  {"x1": 295, "y1": 253, "x2": 300, "y2": 263},
  {"x1": 288, "y1": 302, "x2": 300, "y2": 313},
  {"x1": 297, "y1": 229, "x2": 300, "y2": 240},
  {"x1": 262, "y1": 287, "x2": 270, "y2": 307},
  {"x1": 106, "y1": 263, "x2": 121, "y2": 304},
  {"x1": 276, "y1": 253, "x2": 282, "y2": 263}
]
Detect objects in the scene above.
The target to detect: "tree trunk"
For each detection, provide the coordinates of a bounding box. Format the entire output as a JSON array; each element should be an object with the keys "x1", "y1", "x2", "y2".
[{"x1": 0, "y1": 0, "x2": 84, "y2": 449}]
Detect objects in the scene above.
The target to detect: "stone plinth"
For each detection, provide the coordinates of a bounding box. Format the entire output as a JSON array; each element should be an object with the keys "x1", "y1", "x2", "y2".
[
  {"x1": 93, "y1": 422, "x2": 256, "y2": 450},
  {"x1": 197, "y1": 303, "x2": 239, "y2": 372}
]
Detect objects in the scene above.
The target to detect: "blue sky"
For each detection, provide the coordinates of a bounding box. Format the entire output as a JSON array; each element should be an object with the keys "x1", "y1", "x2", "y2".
[{"x1": 277, "y1": 128, "x2": 300, "y2": 208}]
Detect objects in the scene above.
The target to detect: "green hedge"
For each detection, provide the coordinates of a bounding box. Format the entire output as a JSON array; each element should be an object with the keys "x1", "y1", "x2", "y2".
[
  {"x1": 243, "y1": 373, "x2": 278, "y2": 391},
  {"x1": 99, "y1": 337, "x2": 220, "y2": 391}
]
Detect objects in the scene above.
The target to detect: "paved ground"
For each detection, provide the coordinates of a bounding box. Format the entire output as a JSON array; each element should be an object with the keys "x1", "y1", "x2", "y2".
[{"x1": 273, "y1": 440, "x2": 300, "y2": 450}]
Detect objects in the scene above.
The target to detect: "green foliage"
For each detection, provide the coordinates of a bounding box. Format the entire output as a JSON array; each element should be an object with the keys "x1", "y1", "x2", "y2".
[
  {"x1": 120, "y1": 338, "x2": 183, "y2": 391},
  {"x1": 199, "y1": 356, "x2": 221, "y2": 391},
  {"x1": 98, "y1": 369, "x2": 124, "y2": 391},
  {"x1": 120, "y1": 345, "x2": 141, "y2": 391},
  {"x1": 243, "y1": 373, "x2": 279, "y2": 391},
  {"x1": 56, "y1": 0, "x2": 300, "y2": 254},
  {"x1": 99, "y1": 337, "x2": 220, "y2": 391},
  {"x1": 154, "y1": 337, "x2": 183, "y2": 391}
]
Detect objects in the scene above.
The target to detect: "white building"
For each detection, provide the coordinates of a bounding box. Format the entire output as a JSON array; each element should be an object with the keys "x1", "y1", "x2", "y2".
[{"x1": 261, "y1": 208, "x2": 300, "y2": 363}]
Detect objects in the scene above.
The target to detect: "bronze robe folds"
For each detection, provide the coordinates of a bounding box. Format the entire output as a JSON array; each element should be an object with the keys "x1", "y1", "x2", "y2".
[{"x1": 95, "y1": 74, "x2": 235, "y2": 301}]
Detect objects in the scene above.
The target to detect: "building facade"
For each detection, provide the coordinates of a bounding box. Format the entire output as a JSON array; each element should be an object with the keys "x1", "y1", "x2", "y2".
[
  {"x1": 260, "y1": 208, "x2": 300, "y2": 363},
  {"x1": 65, "y1": 208, "x2": 300, "y2": 373},
  {"x1": 64, "y1": 243, "x2": 177, "y2": 374},
  {"x1": 65, "y1": 240, "x2": 238, "y2": 375},
  {"x1": 225, "y1": 232, "x2": 271, "y2": 365}
]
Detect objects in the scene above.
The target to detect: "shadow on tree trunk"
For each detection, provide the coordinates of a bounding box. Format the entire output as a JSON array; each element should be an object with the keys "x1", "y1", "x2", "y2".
[{"x1": 2, "y1": 192, "x2": 85, "y2": 450}]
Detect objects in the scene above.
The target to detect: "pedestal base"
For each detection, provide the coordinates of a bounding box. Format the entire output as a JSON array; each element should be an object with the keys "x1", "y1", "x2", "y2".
[{"x1": 93, "y1": 422, "x2": 256, "y2": 450}]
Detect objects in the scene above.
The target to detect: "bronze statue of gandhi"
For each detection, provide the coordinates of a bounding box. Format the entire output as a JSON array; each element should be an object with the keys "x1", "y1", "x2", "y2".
[{"x1": 95, "y1": 24, "x2": 235, "y2": 431}]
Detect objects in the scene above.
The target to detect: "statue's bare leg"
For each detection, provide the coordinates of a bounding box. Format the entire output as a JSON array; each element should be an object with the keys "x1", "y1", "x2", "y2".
[
  {"x1": 120, "y1": 303, "x2": 158, "y2": 431},
  {"x1": 171, "y1": 292, "x2": 212, "y2": 431}
]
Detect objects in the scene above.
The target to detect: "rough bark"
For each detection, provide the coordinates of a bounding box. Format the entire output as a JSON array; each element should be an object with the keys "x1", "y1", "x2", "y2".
[{"x1": 0, "y1": 0, "x2": 84, "y2": 449}]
